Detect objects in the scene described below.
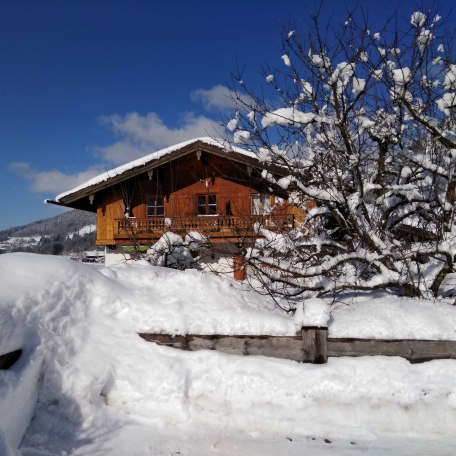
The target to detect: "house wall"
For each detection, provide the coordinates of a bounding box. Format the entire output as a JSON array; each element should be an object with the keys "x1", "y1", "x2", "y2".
[
  {"x1": 93, "y1": 150, "x2": 305, "y2": 246},
  {"x1": 129, "y1": 152, "x2": 260, "y2": 218},
  {"x1": 96, "y1": 189, "x2": 125, "y2": 245},
  {"x1": 165, "y1": 176, "x2": 254, "y2": 218}
]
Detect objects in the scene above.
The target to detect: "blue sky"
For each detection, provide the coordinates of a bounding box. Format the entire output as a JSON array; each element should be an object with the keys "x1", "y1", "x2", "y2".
[{"x1": 0, "y1": 0, "x2": 454, "y2": 230}]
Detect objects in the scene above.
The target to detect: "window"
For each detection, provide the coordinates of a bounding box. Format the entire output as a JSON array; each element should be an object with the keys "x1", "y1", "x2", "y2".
[
  {"x1": 197, "y1": 194, "x2": 217, "y2": 215},
  {"x1": 251, "y1": 194, "x2": 271, "y2": 215},
  {"x1": 147, "y1": 197, "x2": 164, "y2": 217}
]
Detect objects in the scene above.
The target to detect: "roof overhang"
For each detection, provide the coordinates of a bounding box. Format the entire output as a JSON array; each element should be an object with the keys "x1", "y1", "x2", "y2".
[{"x1": 48, "y1": 138, "x2": 288, "y2": 209}]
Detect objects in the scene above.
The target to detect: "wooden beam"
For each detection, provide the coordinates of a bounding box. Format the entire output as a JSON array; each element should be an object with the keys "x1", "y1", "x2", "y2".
[
  {"x1": 139, "y1": 332, "x2": 326, "y2": 363},
  {"x1": 327, "y1": 338, "x2": 456, "y2": 363},
  {"x1": 140, "y1": 332, "x2": 456, "y2": 364}
]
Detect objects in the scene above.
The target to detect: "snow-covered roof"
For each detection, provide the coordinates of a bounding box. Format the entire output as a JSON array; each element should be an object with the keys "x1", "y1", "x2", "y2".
[{"x1": 53, "y1": 137, "x2": 258, "y2": 203}]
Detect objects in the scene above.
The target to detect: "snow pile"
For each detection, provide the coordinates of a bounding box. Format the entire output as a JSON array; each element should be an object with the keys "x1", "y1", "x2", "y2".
[
  {"x1": 0, "y1": 340, "x2": 43, "y2": 450},
  {"x1": 99, "y1": 259, "x2": 293, "y2": 336},
  {"x1": 293, "y1": 298, "x2": 330, "y2": 329},
  {"x1": 330, "y1": 294, "x2": 456, "y2": 340},
  {"x1": 303, "y1": 298, "x2": 331, "y2": 327},
  {"x1": 1, "y1": 253, "x2": 456, "y2": 454}
]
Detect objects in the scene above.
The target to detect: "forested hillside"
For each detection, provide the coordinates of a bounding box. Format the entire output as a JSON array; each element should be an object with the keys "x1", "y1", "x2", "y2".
[{"x1": 0, "y1": 210, "x2": 98, "y2": 255}]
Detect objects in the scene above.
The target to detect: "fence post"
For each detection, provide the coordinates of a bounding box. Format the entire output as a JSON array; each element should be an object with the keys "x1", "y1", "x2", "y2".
[
  {"x1": 315, "y1": 327, "x2": 328, "y2": 364},
  {"x1": 301, "y1": 327, "x2": 328, "y2": 363},
  {"x1": 233, "y1": 255, "x2": 246, "y2": 281}
]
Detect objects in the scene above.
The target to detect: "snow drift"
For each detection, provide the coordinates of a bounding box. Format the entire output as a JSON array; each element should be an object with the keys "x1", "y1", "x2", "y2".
[{"x1": 1, "y1": 253, "x2": 456, "y2": 455}]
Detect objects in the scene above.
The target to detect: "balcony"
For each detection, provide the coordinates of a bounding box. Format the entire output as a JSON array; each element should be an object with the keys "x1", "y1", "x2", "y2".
[{"x1": 114, "y1": 214, "x2": 295, "y2": 241}]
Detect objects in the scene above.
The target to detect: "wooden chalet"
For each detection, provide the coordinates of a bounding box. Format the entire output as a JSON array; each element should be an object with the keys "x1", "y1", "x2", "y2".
[{"x1": 46, "y1": 138, "x2": 306, "y2": 254}]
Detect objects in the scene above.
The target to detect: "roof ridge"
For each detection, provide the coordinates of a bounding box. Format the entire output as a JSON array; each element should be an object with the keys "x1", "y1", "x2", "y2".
[{"x1": 52, "y1": 137, "x2": 256, "y2": 202}]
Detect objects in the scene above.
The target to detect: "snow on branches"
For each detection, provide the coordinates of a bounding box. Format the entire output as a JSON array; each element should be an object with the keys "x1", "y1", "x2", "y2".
[{"x1": 226, "y1": 7, "x2": 456, "y2": 300}]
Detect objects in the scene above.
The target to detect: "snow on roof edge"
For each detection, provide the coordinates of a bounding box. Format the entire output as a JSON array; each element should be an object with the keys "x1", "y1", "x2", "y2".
[{"x1": 55, "y1": 137, "x2": 256, "y2": 202}]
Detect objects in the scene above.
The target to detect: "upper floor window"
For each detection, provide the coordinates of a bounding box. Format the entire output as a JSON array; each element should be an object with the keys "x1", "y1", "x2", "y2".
[
  {"x1": 251, "y1": 194, "x2": 271, "y2": 215},
  {"x1": 197, "y1": 194, "x2": 217, "y2": 215},
  {"x1": 147, "y1": 196, "x2": 164, "y2": 217}
]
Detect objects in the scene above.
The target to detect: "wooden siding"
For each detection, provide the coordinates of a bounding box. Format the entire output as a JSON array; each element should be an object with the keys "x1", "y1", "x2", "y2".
[
  {"x1": 96, "y1": 191, "x2": 125, "y2": 245},
  {"x1": 94, "y1": 150, "x2": 303, "y2": 245}
]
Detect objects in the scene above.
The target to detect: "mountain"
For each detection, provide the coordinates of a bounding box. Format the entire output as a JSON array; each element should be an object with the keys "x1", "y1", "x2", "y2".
[{"x1": 0, "y1": 210, "x2": 98, "y2": 256}]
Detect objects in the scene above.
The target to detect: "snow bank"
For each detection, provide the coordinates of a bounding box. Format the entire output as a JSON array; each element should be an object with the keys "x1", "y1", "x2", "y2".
[
  {"x1": 0, "y1": 253, "x2": 293, "y2": 451},
  {"x1": 330, "y1": 294, "x2": 456, "y2": 340},
  {"x1": 1, "y1": 253, "x2": 456, "y2": 454},
  {"x1": 99, "y1": 261, "x2": 294, "y2": 336},
  {"x1": 184, "y1": 352, "x2": 456, "y2": 437},
  {"x1": 0, "y1": 343, "x2": 43, "y2": 450},
  {"x1": 0, "y1": 254, "x2": 112, "y2": 451}
]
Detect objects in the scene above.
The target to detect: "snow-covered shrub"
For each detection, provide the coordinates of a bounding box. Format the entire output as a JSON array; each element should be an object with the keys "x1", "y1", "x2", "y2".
[
  {"x1": 146, "y1": 232, "x2": 207, "y2": 270},
  {"x1": 185, "y1": 231, "x2": 208, "y2": 255},
  {"x1": 146, "y1": 232, "x2": 190, "y2": 269}
]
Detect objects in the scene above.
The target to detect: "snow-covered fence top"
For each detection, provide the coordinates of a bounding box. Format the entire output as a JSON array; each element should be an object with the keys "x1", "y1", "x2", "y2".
[
  {"x1": 140, "y1": 328, "x2": 456, "y2": 364},
  {"x1": 140, "y1": 328, "x2": 329, "y2": 364},
  {"x1": 140, "y1": 298, "x2": 456, "y2": 364}
]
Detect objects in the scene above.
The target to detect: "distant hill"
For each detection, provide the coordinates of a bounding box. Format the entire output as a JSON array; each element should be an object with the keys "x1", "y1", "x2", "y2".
[{"x1": 0, "y1": 210, "x2": 98, "y2": 256}]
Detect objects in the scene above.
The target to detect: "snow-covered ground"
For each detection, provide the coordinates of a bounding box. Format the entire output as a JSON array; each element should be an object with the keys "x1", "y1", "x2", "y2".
[
  {"x1": 0, "y1": 235, "x2": 44, "y2": 251},
  {"x1": 66, "y1": 224, "x2": 96, "y2": 239},
  {"x1": 1, "y1": 253, "x2": 456, "y2": 455}
]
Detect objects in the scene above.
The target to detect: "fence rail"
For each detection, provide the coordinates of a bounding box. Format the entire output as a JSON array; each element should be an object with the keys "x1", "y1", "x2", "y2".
[
  {"x1": 139, "y1": 329, "x2": 456, "y2": 364},
  {"x1": 327, "y1": 337, "x2": 456, "y2": 363}
]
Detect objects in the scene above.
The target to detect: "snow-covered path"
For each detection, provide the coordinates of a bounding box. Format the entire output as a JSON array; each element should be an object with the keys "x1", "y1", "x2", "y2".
[{"x1": 21, "y1": 419, "x2": 456, "y2": 455}]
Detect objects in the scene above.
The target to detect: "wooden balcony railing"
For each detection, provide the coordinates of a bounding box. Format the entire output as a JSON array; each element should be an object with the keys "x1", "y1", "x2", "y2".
[{"x1": 114, "y1": 214, "x2": 295, "y2": 239}]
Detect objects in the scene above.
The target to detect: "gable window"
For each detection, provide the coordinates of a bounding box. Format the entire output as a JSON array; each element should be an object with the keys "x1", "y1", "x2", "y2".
[
  {"x1": 197, "y1": 194, "x2": 217, "y2": 215},
  {"x1": 147, "y1": 196, "x2": 164, "y2": 217},
  {"x1": 251, "y1": 194, "x2": 271, "y2": 215}
]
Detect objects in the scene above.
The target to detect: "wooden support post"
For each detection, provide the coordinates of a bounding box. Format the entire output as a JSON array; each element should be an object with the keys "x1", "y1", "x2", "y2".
[
  {"x1": 301, "y1": 327, "x2": 328, "y2": 363},
  {"x1": 314, "y1": 328, "x2": 328, "y2": 364},
  {"x1": 302, "y1": 328, "x2": 316, "y2": 362},
  {"x1": 233, "y1": 255, "x2": 246, "y2": 281}
]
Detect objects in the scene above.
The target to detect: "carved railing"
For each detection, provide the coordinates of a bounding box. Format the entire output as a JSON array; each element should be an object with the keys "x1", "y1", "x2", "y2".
[{"x1": 114, "y1": 214, "x2": 295, "y2": 238}]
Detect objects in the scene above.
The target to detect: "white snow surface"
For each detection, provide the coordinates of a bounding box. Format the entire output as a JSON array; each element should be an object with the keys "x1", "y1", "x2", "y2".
[
  {"x1": 304, "y1": 298, "x2": 331, "y2": 327},
  {"x1": 330, "y1": 294, "x2": 456, "y2": 340},
  {"x1": 53, "y1": 137, "x2": 256, "y2": 202},
  {"x1": 293, "y1": 298, "x2": 331, "y2": 329},
  {"x1": 67, "y1": 224, "x2": 96, "y2": 239},
  {"x1": 262, "y1": 107, "x2": 316, "y2": 128},
  {"x1": 1, "y1": 253, "x2": 456, "y2": 455}
]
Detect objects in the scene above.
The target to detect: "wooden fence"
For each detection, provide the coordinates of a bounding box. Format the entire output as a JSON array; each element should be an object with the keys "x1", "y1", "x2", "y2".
[{"x1": 139, "y1": 328, "x2": 456, "y2": 364}]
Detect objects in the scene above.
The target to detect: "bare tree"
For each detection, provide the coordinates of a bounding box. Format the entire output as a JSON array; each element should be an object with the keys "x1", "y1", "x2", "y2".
[{"x1": 225, "y1": 6, "x2": 456, "y2": 299}]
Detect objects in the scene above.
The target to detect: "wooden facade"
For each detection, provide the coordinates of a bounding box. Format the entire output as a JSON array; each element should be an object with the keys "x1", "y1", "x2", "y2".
[{"x1": 49, "y1": 139, "x2": 308, "y2": 247}]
